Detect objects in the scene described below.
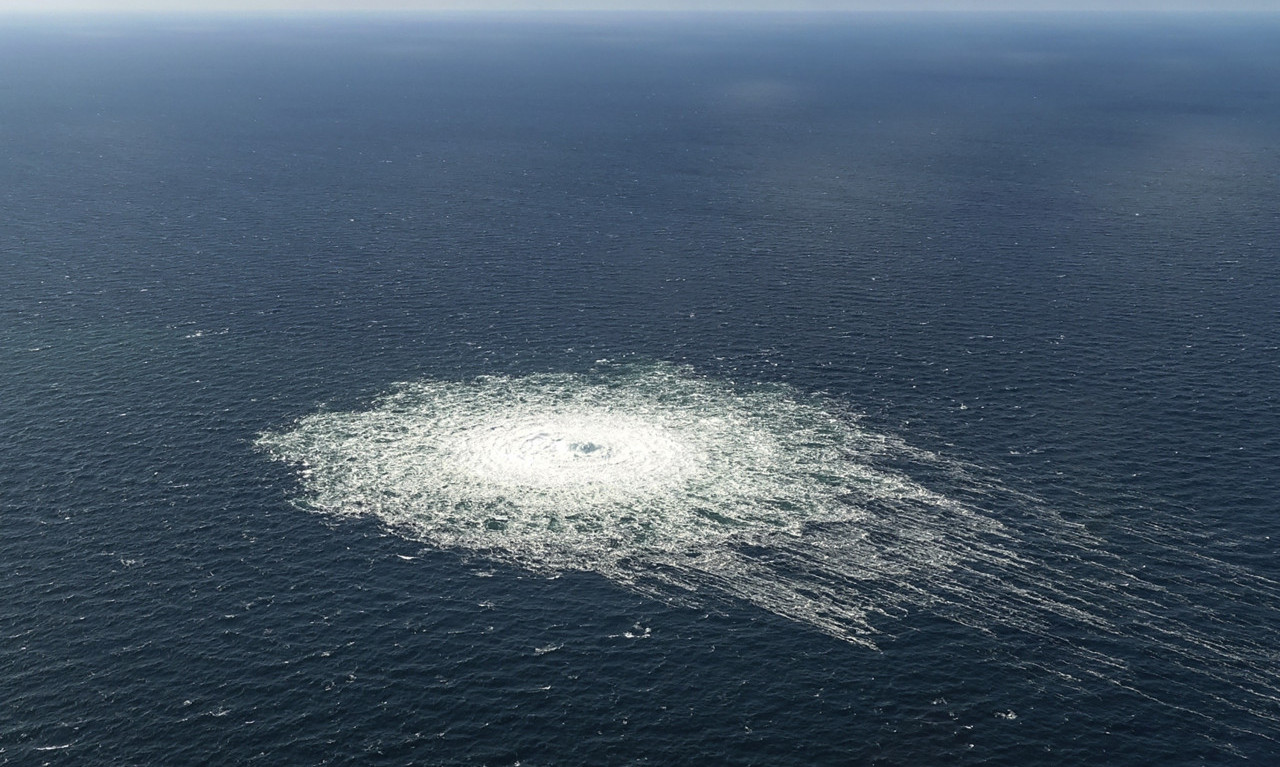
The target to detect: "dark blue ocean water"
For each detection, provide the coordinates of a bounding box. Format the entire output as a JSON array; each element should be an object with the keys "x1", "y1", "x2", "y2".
[{"x1": 2, "y1": 14, "x2": 1279, "y2": 765}]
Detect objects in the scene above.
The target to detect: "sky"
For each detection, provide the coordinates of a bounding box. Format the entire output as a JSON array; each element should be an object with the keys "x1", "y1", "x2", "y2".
[{"x1": 0, "y1": 0, "x2": 1276, "y2": 14}]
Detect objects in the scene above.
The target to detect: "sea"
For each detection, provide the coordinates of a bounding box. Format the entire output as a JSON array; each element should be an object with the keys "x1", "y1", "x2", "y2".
[{"x1": 2, "y1": 13, "x2": 1279, "y2": 765}]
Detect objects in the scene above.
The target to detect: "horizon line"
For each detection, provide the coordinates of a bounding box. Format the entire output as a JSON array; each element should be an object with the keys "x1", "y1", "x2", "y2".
[{"x1": 3, "y1": 6, "x2": 1278, "y2": 16}]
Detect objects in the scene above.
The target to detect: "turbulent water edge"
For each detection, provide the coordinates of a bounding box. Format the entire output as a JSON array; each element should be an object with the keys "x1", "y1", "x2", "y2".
[{"x1": 258, "y1": 361, "x2": 1280, "y2": 740}]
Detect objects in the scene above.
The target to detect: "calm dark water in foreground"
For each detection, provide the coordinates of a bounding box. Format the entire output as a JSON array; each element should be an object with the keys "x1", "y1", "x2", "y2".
[{"x1": 3, "y1": 14, "x2": 1279, "y2": 765}]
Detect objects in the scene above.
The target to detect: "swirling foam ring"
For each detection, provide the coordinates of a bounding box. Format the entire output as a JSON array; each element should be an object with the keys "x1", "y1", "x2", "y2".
[
  {"x1": 457, "y1": 411, "x2": 694, "y2": 492},
  {"x1": 260, "y1": 366, "x2": 924, "y2": 571},
  {"x1": 261, "y1": 364, "x2": 1280, "y2": 739}
]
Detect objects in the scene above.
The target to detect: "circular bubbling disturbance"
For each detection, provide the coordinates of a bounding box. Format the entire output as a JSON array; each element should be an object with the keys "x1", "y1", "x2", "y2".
[
  {"x1": 259, "y1": 363, "x2": 975, "y2": 642},
  {"x1": 266, "y1": 368, "x2": 885, "y2": 568},
  {"x1": 260, "y1": 363, "x2": 1280, "y2": 743}
]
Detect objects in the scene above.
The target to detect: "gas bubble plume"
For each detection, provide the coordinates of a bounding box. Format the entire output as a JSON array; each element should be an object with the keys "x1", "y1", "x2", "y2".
[
  {"x1": 259, "y1": 362, "x2": 1280, "y2": 740},
  {"x1": 258, "y1": 362, "x2": 994, "y2": 643}
]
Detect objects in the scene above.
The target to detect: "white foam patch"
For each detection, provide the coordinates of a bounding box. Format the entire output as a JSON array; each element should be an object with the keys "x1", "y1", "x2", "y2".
[
  {"x1": 259, "y1": 363, "x2": 989, "y2": 641},
  {"x1": 259, "y1": 362, "x2": 1280, "y2": 742}
]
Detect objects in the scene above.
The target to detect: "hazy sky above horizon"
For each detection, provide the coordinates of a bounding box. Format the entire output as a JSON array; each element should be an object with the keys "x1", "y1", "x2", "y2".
[{"x1": 1, "y1": 0, "x2": 1276, "y2": 14}]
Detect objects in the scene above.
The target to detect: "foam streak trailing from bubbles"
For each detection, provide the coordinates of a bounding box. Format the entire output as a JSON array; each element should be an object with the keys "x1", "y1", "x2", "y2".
[
  {"x1": 259, "y1": 363, "x2": 977, "y2": 641},
  {"x1": 259, "y1": 362, "x2": 1280, "y2": 743}
]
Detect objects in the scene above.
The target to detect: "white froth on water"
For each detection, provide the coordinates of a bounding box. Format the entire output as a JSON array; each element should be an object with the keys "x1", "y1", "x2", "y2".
[
  {"x1": 258, "y1": 362, "x2": 975, "y2": 643},
  {"x1": 259, "y1": 362, "x2": 1280, "y2": 740}
]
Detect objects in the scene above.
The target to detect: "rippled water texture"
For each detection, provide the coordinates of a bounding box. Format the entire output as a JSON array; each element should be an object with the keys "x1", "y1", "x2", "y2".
[
  {"x1": 6, "y1": 16, "x2": 1280, "y2": 764},
  {"x1": 261, "y1": 363, "x2": 1280, "y2": 743},
  {"x1": 259, "y1": 363, "x2": 959, "y2": 643}
]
